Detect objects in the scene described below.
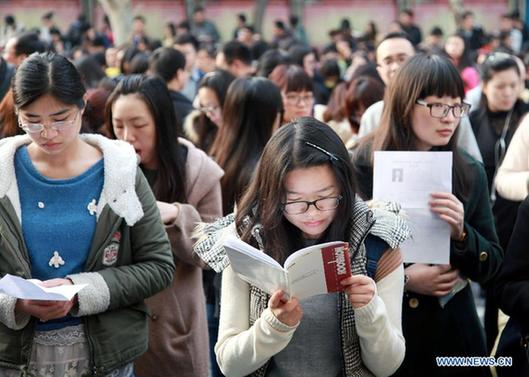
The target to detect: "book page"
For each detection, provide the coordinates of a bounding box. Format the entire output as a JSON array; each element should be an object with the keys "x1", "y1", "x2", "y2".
[
  {"x1": 285, "y1": 241, "x2": 350, "y2": 300},
  {"x1": 373, "y1": 151, "x2": 452, "y2": 264},
  {"x1": 284, "y1": 241, "x2": 346, "y2": 267},
  {"x1": 0, "y1": 274, "x2": 87, "y2": 301},
  {"x1": 223, "y1": 237, "x2": 288, "y2": 295},
  {"x1": 285, "y1": 250, "x2": 328, "y2": 300},
  {"x1": 224, "y1": 236, "x2": 282, "y2": 268}
]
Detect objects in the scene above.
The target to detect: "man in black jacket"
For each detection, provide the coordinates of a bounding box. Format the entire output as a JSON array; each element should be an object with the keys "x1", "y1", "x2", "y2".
[
  {"x1": 398, "y1": 9, "x2": 422, "y2": 47},
  {"x1": 149, "y1": 47, "x2": 194, "y2": 126},
  {"x1": 457, "y1": 11, "x2": 486, "y2": 54}
]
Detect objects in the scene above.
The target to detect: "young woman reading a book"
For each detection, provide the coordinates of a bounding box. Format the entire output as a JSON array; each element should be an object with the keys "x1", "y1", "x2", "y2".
[
  {"x1": 194, "y1": 117, "x2": 410, "y2": 377},
  {"x1": 352, "y1": 53, "x2": 503, "y2": 377}
]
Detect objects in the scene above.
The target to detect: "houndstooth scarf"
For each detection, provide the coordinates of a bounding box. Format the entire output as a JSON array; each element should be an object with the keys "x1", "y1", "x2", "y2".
[{"x1": 193, "y1": 199, "x2": 410, "y2": 377}]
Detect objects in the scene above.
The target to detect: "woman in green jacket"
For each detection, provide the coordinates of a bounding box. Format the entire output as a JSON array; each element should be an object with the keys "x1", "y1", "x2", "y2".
[{"x1": 0, "y1": 52, "x2": 174, "y2": 377}]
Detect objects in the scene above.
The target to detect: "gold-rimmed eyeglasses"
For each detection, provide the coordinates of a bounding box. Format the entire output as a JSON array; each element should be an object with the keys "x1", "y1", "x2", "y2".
[{"x1": 18, "y1": 111, "x2": 80, "y2": 134}]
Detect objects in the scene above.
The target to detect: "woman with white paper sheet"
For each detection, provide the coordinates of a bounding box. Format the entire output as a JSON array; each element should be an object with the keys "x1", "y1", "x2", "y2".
[
  {"x1": 0, "y1": 53, "x2": 174, "y2": 377},
  {"x1": 352, "y1": 53, "x2": 502, "y2": 377}
]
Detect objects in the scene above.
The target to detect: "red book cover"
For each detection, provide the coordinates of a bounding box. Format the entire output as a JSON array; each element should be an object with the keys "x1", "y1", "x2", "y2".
[{"x1": 322, "y1": 242, "x2": 351, "y2": 292}]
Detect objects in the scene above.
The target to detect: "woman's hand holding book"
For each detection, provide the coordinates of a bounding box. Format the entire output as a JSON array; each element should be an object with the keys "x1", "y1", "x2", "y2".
[
  {"x1": 268, "y1": 289, "x2": 303, "y2": 327},
  {"x1": 341, "y1": 275, "x2": 376, "y2": 309}
]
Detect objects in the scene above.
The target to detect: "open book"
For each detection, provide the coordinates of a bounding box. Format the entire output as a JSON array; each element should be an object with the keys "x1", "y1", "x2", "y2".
[
  {"x1": 223, "y1": 236, "x2": 351, "y2": 300},
  {"x1": 0, "y1": 274, "x2": 87, "y2": 301}
]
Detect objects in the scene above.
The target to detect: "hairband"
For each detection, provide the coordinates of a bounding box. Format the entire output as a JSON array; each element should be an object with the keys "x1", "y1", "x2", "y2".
[{"x1": 305, "y1": 141, "x2": 339, "y2": 162}]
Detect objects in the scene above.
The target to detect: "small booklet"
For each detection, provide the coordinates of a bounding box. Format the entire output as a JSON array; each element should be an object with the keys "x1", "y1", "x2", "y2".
[
  {"x1": 223, "y1": 236, "x2": 351, "y2": 300},
  {"x1": 0, "y1": 274, "x2": 87, "y2": 301}
]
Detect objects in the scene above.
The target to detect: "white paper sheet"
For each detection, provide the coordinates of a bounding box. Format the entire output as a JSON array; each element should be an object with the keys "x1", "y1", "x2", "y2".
[
  {"x1": 0, "y1": 274, "x2": 87, "y2": 301},
  {"x1": 373, "y1": 151, "x2": 452, "y2": 264},
  {"x1": 223, "y1": 237, "x2": 289, "y2": 295}
]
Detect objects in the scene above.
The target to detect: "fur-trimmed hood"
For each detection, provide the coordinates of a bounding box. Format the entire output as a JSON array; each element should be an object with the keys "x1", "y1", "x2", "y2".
[{"x1": 0, "y1": 134, "x2": 143, "y2": 226}]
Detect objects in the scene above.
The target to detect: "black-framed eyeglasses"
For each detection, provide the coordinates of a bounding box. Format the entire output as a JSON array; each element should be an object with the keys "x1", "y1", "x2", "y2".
[
  {"x1": 281, "y1": 195, "x2": 343, "y2": 215},
  {"x1": 283, "y1": 92, "x2": 314, "y2": 105},
  {"x1": 415, "y1": 100, "x2": 471, "y2": 118}
]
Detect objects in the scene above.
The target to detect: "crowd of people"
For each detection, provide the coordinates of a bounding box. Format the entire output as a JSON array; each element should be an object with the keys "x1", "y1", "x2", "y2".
[{"x1": 2, "y1": 4, "x2": 529, "y2": 377}]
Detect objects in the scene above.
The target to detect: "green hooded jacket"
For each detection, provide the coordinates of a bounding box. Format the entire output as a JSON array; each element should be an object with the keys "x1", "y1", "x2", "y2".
[{"x1": 0, "y1": 134, "x2": 175, "y2": 376}]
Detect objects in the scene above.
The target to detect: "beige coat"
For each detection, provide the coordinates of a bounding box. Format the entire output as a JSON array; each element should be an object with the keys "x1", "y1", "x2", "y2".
[
  {"x1": 495, "y1": 114, "x2": 529, "y2": 201},
  {"x1": 135, "y1": 138, "x2": 224, "y2": 377}
]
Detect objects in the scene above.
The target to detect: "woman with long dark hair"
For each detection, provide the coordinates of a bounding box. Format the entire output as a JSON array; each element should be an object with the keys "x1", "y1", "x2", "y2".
[
  {"x1": 444, "y1": 34, "x2": 480, "y2": 93},
  {"x1": 194, "y1": 118, "x2": 409, "y2": 376},
  {"x1": 186, "y1": 69, "x2": 235, "y2": 152},
  {"x1": 105, "y1": 75, "x2": 223, "y2": 377},
  {"x1": 0, "y1": 53, "x2": 174, "y2": 377},
  {"x1": 353, "y1": 53, "x2": 502, "y2": 376},
  {"x1": 209, "y1": 76, "x2": 283, "y2": 215}
]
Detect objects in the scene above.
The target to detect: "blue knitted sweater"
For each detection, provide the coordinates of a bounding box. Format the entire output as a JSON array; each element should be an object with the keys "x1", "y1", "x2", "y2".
[{"x1": 15, "y1": 146, "x2": 104, "y2": 330}]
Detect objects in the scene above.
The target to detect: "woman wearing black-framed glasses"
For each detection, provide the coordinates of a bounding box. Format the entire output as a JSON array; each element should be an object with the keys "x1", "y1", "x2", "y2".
[
  {"x1": 194, "y1": 117, "x2": 410, "y2": 377},
  {"x1": 353, "y1": 53, "x2": 502, "y2": 377}
]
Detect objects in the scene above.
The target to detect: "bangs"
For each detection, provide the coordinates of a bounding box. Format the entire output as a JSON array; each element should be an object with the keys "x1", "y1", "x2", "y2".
[
  {"x1": 270, "y1": 64, "x2": 313, "y2": 93},
  {"x1": 285, "y1": 67, "x2": 314, "y2": 93},
  {"x1": 481, "y1": 54, "x2": 519, "y2": 82},
  {"x1": 419, "y1": 56, "x2": 465, "y2": 100}
]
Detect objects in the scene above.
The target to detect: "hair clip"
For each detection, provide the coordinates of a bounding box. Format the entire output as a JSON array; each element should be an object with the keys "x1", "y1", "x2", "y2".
[
  {"x1": 485, "y1": 52, "x2": 512, "y2": 64},
  {"x1": 203, "y1": 71, "x2": 221, "y2": 79},
  {"x1": 305, "y1": 142, "x2": 339, "y2": 162}
]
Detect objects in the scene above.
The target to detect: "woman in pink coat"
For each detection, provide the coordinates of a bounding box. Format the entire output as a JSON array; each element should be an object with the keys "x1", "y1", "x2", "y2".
[{"x1": 105, "y1": 75, "x2": 224, "y2": 377}]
